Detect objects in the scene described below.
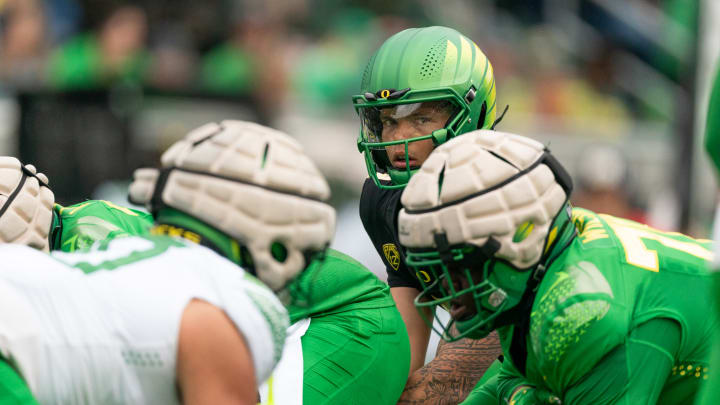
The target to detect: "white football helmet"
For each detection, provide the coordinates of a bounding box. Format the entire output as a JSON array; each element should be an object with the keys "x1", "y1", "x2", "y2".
[
  {"x1": 0, "y1": 157, "x2": 54, "y2": 251},
  {"x1": 398, "y1": 129, "x2": 573, "y2": 340},
  {"x1": 129, "y1": 120, "x2": 336, "y2": 292}
]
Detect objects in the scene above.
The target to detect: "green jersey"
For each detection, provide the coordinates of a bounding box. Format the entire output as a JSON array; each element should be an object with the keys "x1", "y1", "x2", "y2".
[
  {"x1": 697, "y1": 65, "x2": 720, "y2": 405},
  {"x1": 51, "y1": 200, "x2": 153, "y2": 252},
  {"x1": 496, "y1": 208, "x2": 715, "y2": 404},
  {"x1": 287, "y1": 248, "x2": 395, "y2": 323},
  {"x1": 261, "y1": 249, "x2": 409, "y2": 405},
  {"x1": 706, "y1": 66, "x2": 720, "y2": 173}
]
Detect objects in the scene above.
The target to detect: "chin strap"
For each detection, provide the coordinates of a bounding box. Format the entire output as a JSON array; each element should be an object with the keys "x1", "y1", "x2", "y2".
[
  {"x1": 490, "y1": 105, "x2": 509, "y2": 130},
  {"x1": 433, "y1": 232, "x2": 456, "y2": 270}
]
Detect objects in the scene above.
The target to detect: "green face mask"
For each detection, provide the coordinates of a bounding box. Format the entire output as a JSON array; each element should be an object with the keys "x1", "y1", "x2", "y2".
[
  {"x1": 407, "y1": 244, "x2": 531, "y2": 341},
  {"x1": 406, "y1": 204, "x2": 576, "y2": 342},
  {"x1": 355, "y1": 99, "x2": 461, "y2": 187}
]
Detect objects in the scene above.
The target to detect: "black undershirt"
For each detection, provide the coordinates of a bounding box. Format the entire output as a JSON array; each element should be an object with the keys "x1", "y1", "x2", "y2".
[{"x1": 359, "y1": 178, "x2": 422, "y2": 290}]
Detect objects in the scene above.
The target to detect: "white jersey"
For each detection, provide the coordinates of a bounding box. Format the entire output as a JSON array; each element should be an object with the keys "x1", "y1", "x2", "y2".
[
  {"x1": 259, "y1": 318, "x2": 311, "y2": 405},
  {"x1": 0, "y1": 236, "x2": 288, "y2": 405}
]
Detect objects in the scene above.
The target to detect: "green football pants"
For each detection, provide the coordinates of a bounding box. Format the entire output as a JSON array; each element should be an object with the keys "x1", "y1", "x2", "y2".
[{"x1": 0, "y1": 357, "x2": 38, "y2": 405}]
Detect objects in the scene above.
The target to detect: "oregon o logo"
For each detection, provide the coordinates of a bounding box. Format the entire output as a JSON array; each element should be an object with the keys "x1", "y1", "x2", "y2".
[
  {"x1": 416, "y1": 270, "x2": 431, "y2": 283},
  {"x1": 380, "y1": 89, "x2": 391, "y2": 98},
  {"x1": 382, "y1": 243, "x2": 400, "y2": 271}
]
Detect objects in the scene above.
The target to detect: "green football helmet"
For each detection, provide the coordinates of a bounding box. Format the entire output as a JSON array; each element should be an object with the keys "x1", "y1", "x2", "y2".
[
  {"x1": 353, "y1": 26, "x2": 497, "y2": 189},
  {"x1": 397, "y1": 130, "x2": 574, "y2": 341}
]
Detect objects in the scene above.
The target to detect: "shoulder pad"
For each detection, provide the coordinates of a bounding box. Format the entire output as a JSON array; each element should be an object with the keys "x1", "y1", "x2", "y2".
[{"x1": 529, "y1": 261, "x2": 625, "y2": 392}]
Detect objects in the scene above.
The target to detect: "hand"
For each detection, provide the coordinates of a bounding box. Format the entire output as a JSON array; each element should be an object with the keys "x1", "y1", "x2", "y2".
[{"x1": 509, "y1": 386, "x2": 562, "y2": 405}]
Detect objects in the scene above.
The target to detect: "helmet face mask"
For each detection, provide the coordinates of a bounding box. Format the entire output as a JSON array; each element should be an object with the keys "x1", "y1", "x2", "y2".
[
  {"x1": 408, "y1": 242, "x2": 530, "y2": 341},
  {"x1": 356, "y1": 97, "x2": 463, "y2": 187},
  {"x1": 353, "y1": 26, "x2": 497, "y2": 189}
]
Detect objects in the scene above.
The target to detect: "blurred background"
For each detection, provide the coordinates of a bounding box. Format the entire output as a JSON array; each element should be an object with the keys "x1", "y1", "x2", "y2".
[{"x1": 0, "y1": 0, "x2": 719, "y2": 280}]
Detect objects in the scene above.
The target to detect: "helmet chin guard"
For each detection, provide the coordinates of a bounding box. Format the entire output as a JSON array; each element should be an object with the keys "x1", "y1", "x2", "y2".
[
  {"x1": 129, "y1": 120, "x2": 336, "y2": 292},
  {"x1": 398, "y1": 129, "x2": 572, "y2": 340},
  {"x1": 0, "y1": 157, "x2": 54, "y2": 252}
]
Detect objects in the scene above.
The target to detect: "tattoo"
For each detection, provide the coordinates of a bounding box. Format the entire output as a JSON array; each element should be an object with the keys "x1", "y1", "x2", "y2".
[{"x1": 398, "y1": 331, "x2": 502, "y2": 404}]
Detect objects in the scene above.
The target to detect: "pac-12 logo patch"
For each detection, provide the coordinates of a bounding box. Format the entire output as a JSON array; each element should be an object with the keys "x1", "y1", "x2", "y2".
[{"x1": 382, "y1": 243, "x2": 401, "y2": 271}]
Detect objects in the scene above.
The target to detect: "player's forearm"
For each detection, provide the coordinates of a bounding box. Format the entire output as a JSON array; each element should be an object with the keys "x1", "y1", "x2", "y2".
[
  {"x1": 496, "y1": 360, "x2": 534, "y2": 403},
  {"x1": 398, "y1": 332, "x2": 502, "y2": 404},
  {"x1": 398, "y1": 363, "x2": 483, "y2": 405},
  {"x1": 391, "y1": 287, "x2": 432, "y2": 373}
]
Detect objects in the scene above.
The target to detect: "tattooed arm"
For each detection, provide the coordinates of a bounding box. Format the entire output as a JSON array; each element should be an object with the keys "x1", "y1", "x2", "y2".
[{"x1": 398, "y1": 330, "x2": 502, "y2": 404}]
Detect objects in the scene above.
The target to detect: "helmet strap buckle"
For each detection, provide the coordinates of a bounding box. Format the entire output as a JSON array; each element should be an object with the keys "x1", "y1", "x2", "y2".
[{"x1": 488, "y1": 289, "x2": 507, "y2": 308}]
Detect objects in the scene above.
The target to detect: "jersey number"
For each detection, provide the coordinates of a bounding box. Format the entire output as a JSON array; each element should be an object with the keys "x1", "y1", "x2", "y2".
[
  {"x1": 602, "y1": 215, "x2": 713, "y2": 272},
  {"x1": 63, "y1": 237, "x2": 184, "y2": 274}
]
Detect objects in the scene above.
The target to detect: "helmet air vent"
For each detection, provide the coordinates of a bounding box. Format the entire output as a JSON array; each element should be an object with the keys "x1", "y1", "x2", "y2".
[{"x1": 420, "y1": 37, "x2": 447, "y2": 80}]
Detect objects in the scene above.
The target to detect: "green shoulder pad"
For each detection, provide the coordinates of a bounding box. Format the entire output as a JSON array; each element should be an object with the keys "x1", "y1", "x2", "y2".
[{"x1": 528, "y1": 261, "x2": 626, "y2": 394}]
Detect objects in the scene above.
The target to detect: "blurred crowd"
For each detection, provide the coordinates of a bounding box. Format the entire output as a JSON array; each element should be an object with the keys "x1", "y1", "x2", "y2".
[
  {"x1": 0, "y1": 0, "x2": 709, "y2": 236},
  {"x1": 0, "y1": 0, "x2": 695, "y2": 121}
]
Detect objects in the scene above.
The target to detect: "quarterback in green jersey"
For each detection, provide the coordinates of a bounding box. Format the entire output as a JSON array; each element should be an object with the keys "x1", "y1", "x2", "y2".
[
  {"x1": 398, "y1": 129, "x2": 715, "y2": 404},
  {"x1": 0, "y1": 156, "x2": 152, "y2": 252}
]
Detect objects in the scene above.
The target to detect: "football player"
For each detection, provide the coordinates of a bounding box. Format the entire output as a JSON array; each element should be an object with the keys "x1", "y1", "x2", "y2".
[
  {"x1": 398, "y1": 130, "x2": 715, "y2": 404},
  {"x1": 697, "y1": 66, "x2": 720, "y2": 405},
  {"x1": 0, "y1": 157, "x2": 152, "y2": 252},
  {"x1": 353, "y1": 25, "x2": 503, "y2": 401},
  {"x1": 259, "y1": 248, "x2": 410, "y2": 404},
  {"x1": 0, "y1": 120, "x2": 335, "y2": 404}
]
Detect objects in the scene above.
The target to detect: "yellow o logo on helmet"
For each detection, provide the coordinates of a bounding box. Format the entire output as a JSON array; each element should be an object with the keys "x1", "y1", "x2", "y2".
[{"x1": 380, "y1": 89, "x2": 390, "y2": 98}]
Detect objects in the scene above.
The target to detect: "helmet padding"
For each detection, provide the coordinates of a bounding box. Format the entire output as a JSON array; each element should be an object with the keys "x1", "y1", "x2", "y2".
[
  {"x1": 398, "y1": 130, "x2": 569, "y2": 270},
  {"x1": 129, "y1": 120, "x2": 336, "y2": 292},
  {"x1": 0, "y1": 157, "x2": 54, "y2": 252}
]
